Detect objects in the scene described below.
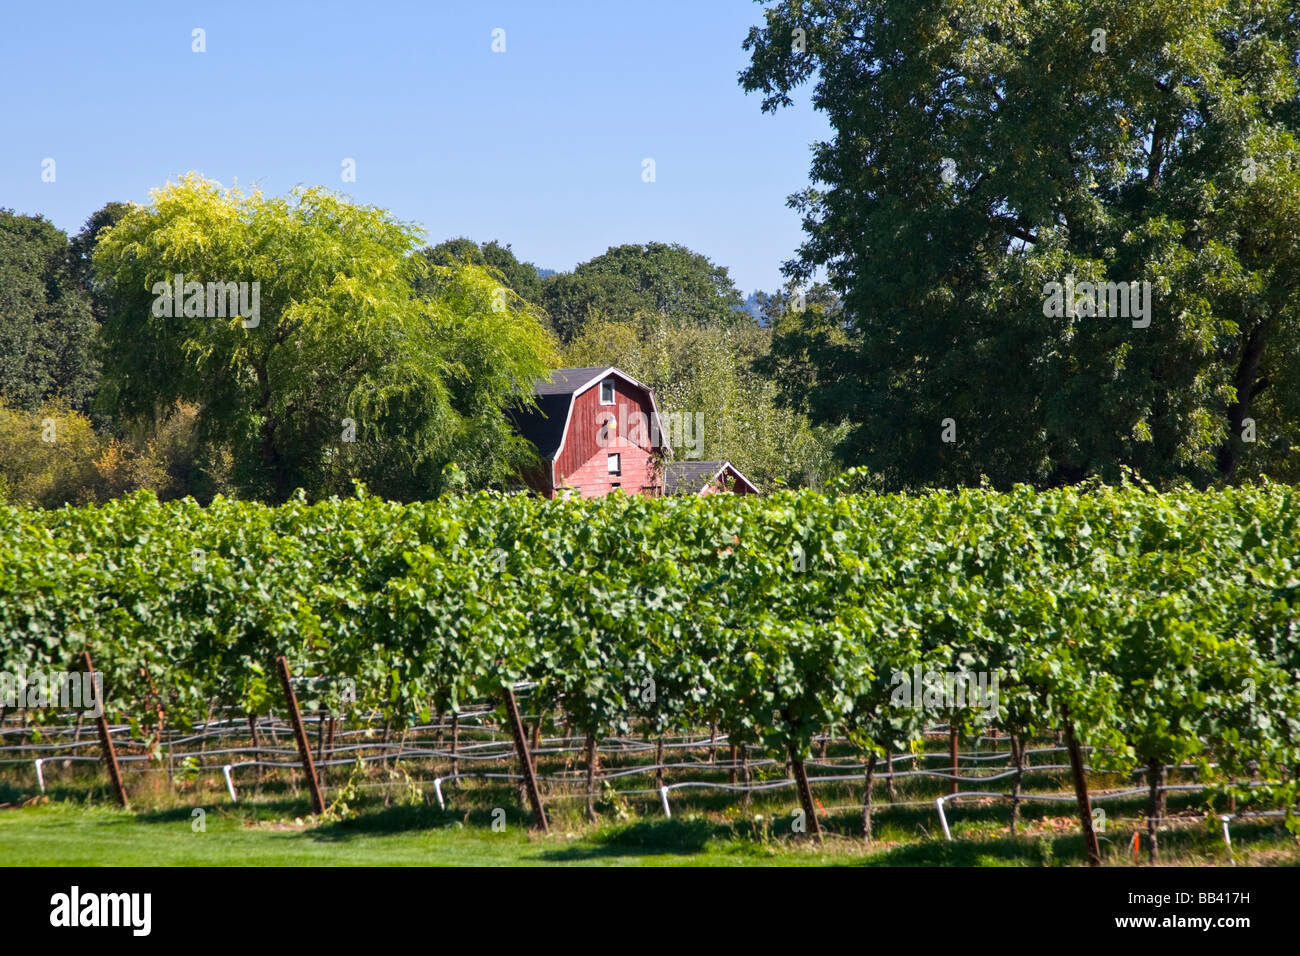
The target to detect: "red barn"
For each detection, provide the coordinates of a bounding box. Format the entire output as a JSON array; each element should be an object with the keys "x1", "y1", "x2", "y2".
[{"x1": 513, "y1": 366, "x2": 667, "y2": 498}]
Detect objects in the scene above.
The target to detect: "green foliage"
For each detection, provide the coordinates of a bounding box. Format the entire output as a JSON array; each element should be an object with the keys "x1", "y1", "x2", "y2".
[
  {"x1": 414, "y1": 238, "x2": 545, "y2": 306},
  {"x1": 742, "y1": 0, "x2": 1300, "y2": 487},
  {"x1": 93, "y1": 174, "x2": 557, "y2": 502},
  {"x1": 0, "y1": 401, "x2": 102, "y2": 506},
  {"x1": 2, "y1": 482, "x2": 1297, "y2": 831},
  {"x1": 0, "y1": 399, "x2": 207, "y2": 507},
  {"x1": 540, "y1": 242, "x2": 746, "y2": 341},
  {"x1": 0, "y1": 210, "x2": 100, "y2": 413},
  {"x1": 68, "y1": 202, "x2": 132, "y2": 305}
]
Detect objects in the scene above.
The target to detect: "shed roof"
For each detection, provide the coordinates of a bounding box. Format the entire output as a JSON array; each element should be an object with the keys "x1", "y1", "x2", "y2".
[{"x1": 664, "y1": 460, "x2": 759, "y2": 495}]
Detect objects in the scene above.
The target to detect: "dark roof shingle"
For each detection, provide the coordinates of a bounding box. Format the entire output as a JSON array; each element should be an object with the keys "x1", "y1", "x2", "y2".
[
  {"x1": 532, "y1": 367, "x2": 611, "y2": 397},
  {"x1": 664, "y1": 461, "x2": 728, "y2": 495},
  {"x1": 509, "y1": 394, "x2": 574, "y2": 460}
]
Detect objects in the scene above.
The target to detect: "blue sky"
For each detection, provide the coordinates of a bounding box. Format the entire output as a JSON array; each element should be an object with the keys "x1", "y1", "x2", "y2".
[{"x1": 0, "y1": 1, "x2": 829, "y2": 295}]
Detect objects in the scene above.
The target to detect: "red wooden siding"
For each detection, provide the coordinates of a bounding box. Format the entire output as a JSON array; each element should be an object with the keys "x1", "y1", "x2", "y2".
[
  {"x1": 560, "y1": 441, "x2": 660, "y2": 498},
  {"x1": 554, "y1": 377, "x2": 661, "y2": 497}
]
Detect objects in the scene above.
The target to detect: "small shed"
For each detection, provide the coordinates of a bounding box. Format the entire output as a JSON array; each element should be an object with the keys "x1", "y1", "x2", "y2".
[{"x1": 664, "y1": 460, "x2": 759, "y2": 496}]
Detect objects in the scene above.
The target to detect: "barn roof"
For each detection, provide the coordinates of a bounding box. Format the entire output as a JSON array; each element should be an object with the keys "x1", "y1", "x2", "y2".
[
  {"x1": 510, "y1": 368, "x2": 609, "y2": 459},
  {"x1": 532, "y1": 367, "x2": 613, "y2": 397},
  {"x1": 664, "y1": 460, "x2": 759, "y2": 495},
  {"x1": 509, "y1": 393, "x2": 574, "y2": 460}
]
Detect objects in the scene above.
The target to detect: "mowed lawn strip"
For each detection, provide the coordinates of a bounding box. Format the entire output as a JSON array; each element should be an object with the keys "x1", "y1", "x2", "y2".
[
  {"x1": 3, "y1": 803, "x2": 1295, "y2": 867},
  {"x1": 0, "y1": 804, "x2": 842, "y2": 867}
]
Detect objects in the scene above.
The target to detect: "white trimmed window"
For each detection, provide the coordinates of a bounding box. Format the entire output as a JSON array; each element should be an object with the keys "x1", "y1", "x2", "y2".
[
  {"x1": 607, "y1": 453, "x2": 621, "y2": 476},
  {"x1": 600, "y1": 378, "x2": 615, "y2": 404}
]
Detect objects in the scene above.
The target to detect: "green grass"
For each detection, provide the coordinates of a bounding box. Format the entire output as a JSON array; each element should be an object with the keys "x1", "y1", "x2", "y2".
[
  {"x1": 0, "y1": 801, "x2": 861, "y2": 866},
  {"x1": 3, "y1": 741, "x2": 1297, "y2": 867},
  {"x1": 4, "y1": 795, "x2": 1296, "y2": 867}
]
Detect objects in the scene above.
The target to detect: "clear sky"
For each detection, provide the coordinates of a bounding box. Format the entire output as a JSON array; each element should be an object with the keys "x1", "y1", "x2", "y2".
[{"x1": 0, "y1": 0, "x2": 830, "y2": 295}]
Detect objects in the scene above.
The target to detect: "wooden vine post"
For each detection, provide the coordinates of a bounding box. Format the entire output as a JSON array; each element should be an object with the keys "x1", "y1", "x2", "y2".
[
  {"x1": 789, "y1": 747, "x2": 823, "y2": 842},
  {"x1": 275, "y1": 656, "x2": 326, "y2": 815},
  {"x1": 1146, "y1": 759, "x2": 1166, "y2": 864},
  {"x1": 248, "y1": 714, "x2": 263, "y2": 787},
  {"x1": 502, "y1": 683, "x2": 548, "y2": 832},
  {"x1": 1062, "y1": 708, "x2": 1102, "y2": 867},
  {"x1": 450, "y1": 712, "x2": 460, "y2": 786},
  {"x1": 861, "y1": 752, "x2": 878, "y2": 842},
  {"x1": 584, "y1": 732, "x2": 599, "y2": 822},
  {"x1": 1009, "y1": 733, "x2": 1024, "y2": 835},
  {"x1": 81, "y1": 651, "x2": 129, "y2": 809}
]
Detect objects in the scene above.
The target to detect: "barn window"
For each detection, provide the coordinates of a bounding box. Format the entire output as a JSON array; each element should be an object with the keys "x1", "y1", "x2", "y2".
[
  {"x1": 607, "y1": 453, "x2": 621, "y2": 476},
  {"x1": 600, "y1": 378, "x2": 615, "y2": 404}
]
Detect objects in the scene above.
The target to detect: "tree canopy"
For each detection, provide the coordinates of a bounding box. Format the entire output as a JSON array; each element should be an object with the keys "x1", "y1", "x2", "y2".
[
  {"x1": 414, "y1": 237, "x2": 546, "y2": 306},
  {"x1": 93, "y1": 174, "x2": 557, "y2": 502},
  {"x1": 0, "y1": 211, "x2": 100, "y2": 412},
  {"x1": 69, "y1": 201, "x2": 132, "y2": 300},
  {"x1": 541, "y1": 242, "x2": 747, "y2": 341},
  {"x1": 742, "y1": 0, "x2": 1300, "y2": 488}
]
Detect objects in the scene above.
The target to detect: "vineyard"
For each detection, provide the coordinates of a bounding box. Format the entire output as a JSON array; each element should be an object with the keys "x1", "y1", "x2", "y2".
[{"x1": 2, "y1": 480, "x2": 1299, "y2": 863}]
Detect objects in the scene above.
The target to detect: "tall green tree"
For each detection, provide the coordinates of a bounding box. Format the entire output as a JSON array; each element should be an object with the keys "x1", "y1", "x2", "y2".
[
  {"x1": 0, "y1": 211, "x2": 100, "y2": 412},
  {"x1": 742, "y1": 0, "x2": 1300, "y2": 488},
  {"x1": 414, "y1": 237, "x2": 545, "y2": 306},
  {"x1": 752, "y1": 282, "x2": 846, "y2": 417},
  {"x1": 94, "y1": 174, "x2": 556, "y2": 502},
  {"x1": 69, "y1": 201, "x2": 132, "y2": 302},
  {"x1": 542, "y1": 242, "x2": 746, "y2": 341}
]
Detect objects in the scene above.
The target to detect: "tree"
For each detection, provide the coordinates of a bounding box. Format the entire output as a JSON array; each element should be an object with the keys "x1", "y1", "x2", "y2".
[
  {"x1": 414, "y1": 237, "x2": 545, "y2": 306},
  {"x1": 752, "y1": 282, "x2": 847, "y2": 417},
  {"x1": 0, "y1": 401, "x2": 101, "y2": 506},
  {"x1": 0, "y1": 398, "x2": 197, "y2": 507},
  {"x1": 0, "y1": 211, "x2": 100, "y2": 412},
  {"x1": 94, "y1": 174, "x2": 556, "y2": 502},
  {"x1": 541, "y1": 242, "x2": 746, "y2": 341},
  {"x1": 69, "y1": 201, "x2": 132, "y2": 302},
  {"x1": 741, "y1": 0, "x2": 1300, "y2": 488}
]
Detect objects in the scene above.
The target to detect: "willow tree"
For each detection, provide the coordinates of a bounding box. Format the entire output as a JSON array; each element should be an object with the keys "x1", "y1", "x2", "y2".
[
  {"x1": 94, "y1": 174, "x2": 556, "y2": 501},
  {"x1": 743, "y1": 0, "x2": 1300, "y2": 488}
]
